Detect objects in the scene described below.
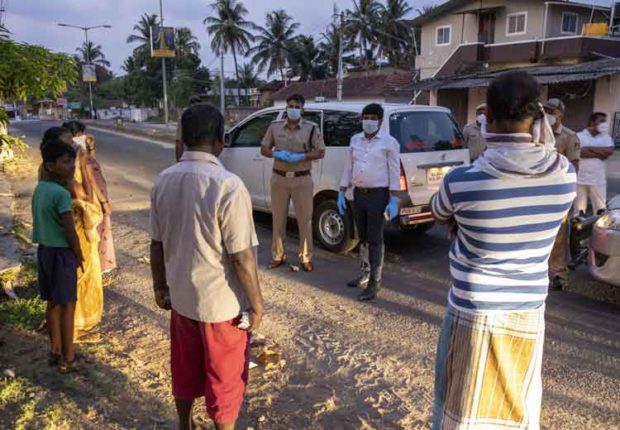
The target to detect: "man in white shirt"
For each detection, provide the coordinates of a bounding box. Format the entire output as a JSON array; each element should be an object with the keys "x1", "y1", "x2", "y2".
[
  {"x1": 337, "y1": 103, "x2": 400, "y2": 301},
  {"x1": 575, "y1": 112, "x2": 615, "y2": 216}
]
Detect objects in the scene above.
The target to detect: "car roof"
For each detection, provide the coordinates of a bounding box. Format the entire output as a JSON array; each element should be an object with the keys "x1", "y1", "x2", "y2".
[{"x1": 256, "y1": 102, "x2": 451, "y2": 115}]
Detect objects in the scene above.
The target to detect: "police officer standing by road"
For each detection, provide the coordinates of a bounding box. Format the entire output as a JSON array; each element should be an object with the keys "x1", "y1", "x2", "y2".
[
  {"x1": 544, "y1": 98, "x2": 580, "y2": 290},
  {"x1": 261, "y1": 94, "x2": 325, "y2": 272},
  {"x1": 338, "y1": 103, "x2": 400, "y2": 301},
  {"x1": 462, "y1": 103, "x2": 487, "y2": 161}
]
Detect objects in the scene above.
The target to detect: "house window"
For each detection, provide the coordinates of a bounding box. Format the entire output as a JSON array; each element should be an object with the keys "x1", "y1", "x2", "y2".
[
  {"x1": 506, "y1": 12, "x2": 527, "y2": 36},
  {"x1": 562, "y1": 12, "x2": 579, "y2": 34},
  {"x1": 436, "y1": 25, "x2": 451, "y2": 46}
]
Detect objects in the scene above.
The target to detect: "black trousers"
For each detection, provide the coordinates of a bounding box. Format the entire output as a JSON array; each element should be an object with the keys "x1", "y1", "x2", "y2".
[{"x1": 353, "y1": 187, "x2": 389, "y2": 282}]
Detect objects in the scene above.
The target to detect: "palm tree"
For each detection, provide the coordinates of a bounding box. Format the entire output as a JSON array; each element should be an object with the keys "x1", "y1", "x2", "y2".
[
  {"x1": 289, "y1": 35, "x2": 325, "y2": 81},
  {"x1": 175, "y1": 27, "x2": 201, "y2": 59},
  {"x1": 127, "y1": 13, "x2": 159, "y2": 59},
  {"x1": 318, "y1": 24, "x2": 356, "y2": 78},
  {"x1": 249, "y1": 10, "x2": 299, "y2": 83},
  {"x1": 204, "y1": 0, "x2": 255, "y2": 104},
  {"x1": 76, "y1": 41, "x2": 111, "y2": 68},
  {"x1": 377, "y1": 0, "x2": 413, "y2": 67},
  {"x1": 345, "y1": 0, "x2": 381, "y2": 68},
  {"x1": 238, "y1": 63, "x2": 259, "y2": 89},
  {"x1": 0, "y1": 24, "x2": 10, "y2": 40}
]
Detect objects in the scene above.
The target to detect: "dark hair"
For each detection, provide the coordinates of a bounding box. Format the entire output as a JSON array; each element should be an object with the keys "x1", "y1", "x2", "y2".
[
  {"x1": 41, "y1": 127, "x2": 73, "y2": 149},
  {"x1": 286, "y1": 94, "x2": 305, "y2": 106},
  {"x1": 362, "y1": 103, "x2": 384, "y2": 120},
  {"x1": 588, "y1": 112, "x2": 607, "y2": 125},
  {"x1": 487, "y1": 71, "x2": 540, "y2": 121},
  {"x1": 181, "y1": 103, "x2": 224, "y2": 148},
  {"x1": 61, "y1": 120, "x2": 86, "y2": 136},
  {"x1": 41, "y1": 137, "x2": 77, "y2": 163}
]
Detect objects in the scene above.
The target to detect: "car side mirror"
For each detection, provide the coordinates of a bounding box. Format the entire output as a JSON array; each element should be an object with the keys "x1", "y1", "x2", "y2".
[{"x1": 224, "y1": 132, "x2": 231, "y2": 147}]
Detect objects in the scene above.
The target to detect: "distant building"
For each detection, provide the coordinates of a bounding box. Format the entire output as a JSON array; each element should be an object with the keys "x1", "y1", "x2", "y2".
[
  {"x1": 410, "y1": 0, "x2": 620, "y2": 143},
  {"x1": 249, "y1": 81, "x2": 285, "y2": 107},
  {"x1": 270, "y1": 70, "x2": 414, "y2": 107}
]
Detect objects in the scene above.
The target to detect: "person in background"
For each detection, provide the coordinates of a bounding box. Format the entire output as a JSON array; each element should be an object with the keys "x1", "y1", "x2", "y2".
[
  {"x1": 62, "y1": 120, "x2": 104, "y2": 341},
  {"x1": 462, "y1": 103, "x2": 487, "y2": 161},
  {"x1": 544, "y1": 98, "x2": 580, "y2": 291},
  {"x1": 431, "y1": 71, "x2": 576, "y2": 429},
  {"x1": 338, "y1": 103, "x2": 400, "y2": 301},
  {"x1": 261, "y1": 94, "x2": 325, "y2": 272},
  {"x1": 32, "y1": 136, "x2": 83, "y2": 372},
  {"x1": 175, "y1": 95, "x2": 203, "y2": 161},
  {"x1": 575, "y1": 112, "x2": 615, "y2": 216},
  {"x1": 150, "y1": 103, "x2": 264, "y2": 430}
]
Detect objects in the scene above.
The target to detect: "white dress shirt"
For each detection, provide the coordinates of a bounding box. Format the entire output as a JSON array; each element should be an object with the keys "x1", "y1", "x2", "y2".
[
  {"x1": 576, "y1": 129, "x2": 614, "y2": 186},
  {"x1": 340, "y1": 130, "x2": 401, "y2": 191}
]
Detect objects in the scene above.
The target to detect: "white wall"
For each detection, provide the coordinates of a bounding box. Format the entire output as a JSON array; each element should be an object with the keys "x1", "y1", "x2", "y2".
[{"x1": 593, "y1": 75, "x2": 620, "y2": 127}]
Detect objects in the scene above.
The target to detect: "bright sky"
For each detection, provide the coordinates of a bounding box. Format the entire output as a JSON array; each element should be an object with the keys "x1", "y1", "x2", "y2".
[
  {"x1": 5, "y1": 0, "x2": 611, "y2": 78},
  {"x1": 4, "y1": 0, "x2": 424, "y2": 78}
]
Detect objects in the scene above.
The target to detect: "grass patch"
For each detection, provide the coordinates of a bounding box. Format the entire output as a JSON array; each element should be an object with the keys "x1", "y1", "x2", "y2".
[
  {"x1": 0, "y1": 263, "x2": 45, "y2": 330},
  {"x1": 0, "y1": 377, "x2": 33, "y2": 406}
]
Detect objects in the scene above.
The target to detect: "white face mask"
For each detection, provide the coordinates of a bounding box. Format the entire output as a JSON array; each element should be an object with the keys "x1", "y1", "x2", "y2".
[
  {"x1": 545, "y1": 113, "x2": 557, "y2": 127},
  {"x1": 597, "y1": 122, "x2": 609, "y2": 134},
  {"x1": 476, "y1": 113, "x2": 486, "y2": 125},
  {"x1": 73, "y1": 135, "x2": 87, "y2": 150},
  {"x1": 362, "y1": 120, "x2": 379, "y2": 135},
  {"x1": 287, "y1": 108, "x2": 301, "y2": 121}
]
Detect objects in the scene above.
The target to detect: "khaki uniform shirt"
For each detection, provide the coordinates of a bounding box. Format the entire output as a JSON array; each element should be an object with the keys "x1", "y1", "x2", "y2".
[
  {"x1": 463, "y1": 122, "x2": 486, "y2": 161},
  {"x1": 150, "y1": 151, "x2": 259, "y2": 323},
  {"x1": 261, "y1": 119, "x2": 325, "y2": 172},
  {"x1": 554, "y1": 125, "x2": 580, "y2": 162}
]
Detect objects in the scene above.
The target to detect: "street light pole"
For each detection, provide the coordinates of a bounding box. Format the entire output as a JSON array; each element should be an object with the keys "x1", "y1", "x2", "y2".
[
  {"x1": 57, "y1": 23, "x2": 111, "y2": 120},
  {"x1": 337, "y1": 12, "x2": 344, "y2": 102},
  {"x1": 159, "y1": 0, "x2": 169, "y2": 128}
]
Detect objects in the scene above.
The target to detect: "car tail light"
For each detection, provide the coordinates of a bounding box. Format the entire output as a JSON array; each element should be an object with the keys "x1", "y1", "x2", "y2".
[{"x1": 400, "y1": 162, "x2": 408, "y2": 192}]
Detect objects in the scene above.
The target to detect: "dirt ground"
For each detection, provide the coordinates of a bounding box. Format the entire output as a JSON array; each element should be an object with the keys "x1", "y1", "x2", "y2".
[{"x1": 1, "y1": 145, "x2": 619, "y2": 430}]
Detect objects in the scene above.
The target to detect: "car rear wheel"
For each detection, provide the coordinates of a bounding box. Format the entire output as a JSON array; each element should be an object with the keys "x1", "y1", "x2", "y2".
[{"x1": 313, "y1": 199, "x2": 358, "y2": 253}]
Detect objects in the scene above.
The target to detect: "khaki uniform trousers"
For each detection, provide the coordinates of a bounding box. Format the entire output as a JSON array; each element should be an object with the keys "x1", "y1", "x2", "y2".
[
  {"x1": 271, "y1": 174, "x2": 313, "y2": 263},
  {"x1": 549, "y1": 218, "x2": 569, "y2": 281}
]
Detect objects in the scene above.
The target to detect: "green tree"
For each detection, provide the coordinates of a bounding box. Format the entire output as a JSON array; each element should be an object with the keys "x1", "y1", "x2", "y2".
[
  {"x1": 249, "y1": 10, "x2": 299, "y2": 82},
  {"x1": 237, "y1": 63, "x2": 259, "y2": 89},
  {"x1": 345, "y1": 0, "x2": 382, "y2": 68},
  {"x1": 175, "y1": 27, "x2": 200, "y2": 63},
  {"x1": 0, "y1": 39, "x2": 77, "y2": 101},
  {"x1": 289, "y1": 35, "x2": 326, "y2": 81},
  {"x1": 377, "y1": 0, "x2": 413, "y2": 67},
  {"x1": 205, "y1": 0, "x2": 255, "y2": 104},
  {"x1": 127, "y1": 13, "x2": 159, "y2": 59},
  {"x1": 76, "y1": 40, "x2": 111, "y2": 68},
  {"x1": 318, "y1": 24, "x2": 356, "y2": 78}
]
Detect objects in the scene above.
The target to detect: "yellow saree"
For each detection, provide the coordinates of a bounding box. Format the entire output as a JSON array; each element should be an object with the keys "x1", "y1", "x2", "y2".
[{"x1": 72, "y1": 176, "x2": 104, "y2": 334}]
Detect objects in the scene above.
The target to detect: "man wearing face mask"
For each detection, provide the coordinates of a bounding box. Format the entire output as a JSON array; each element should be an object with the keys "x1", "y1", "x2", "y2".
[
  {"x1": 338, "y1": 103, "x2": 400, "y2": 301},
  {"x1": 544, "y1": 98, "x2": 580, "y2": 291},
  {"x1": 260, "y1": 94, "x2": 325, "y2": 272},
  {"x1": 462, "y1": 104, "x2": 487, "y2": 162},
  {"x1": 575, "y1": 112, "x2": 614, "y2": 216}
]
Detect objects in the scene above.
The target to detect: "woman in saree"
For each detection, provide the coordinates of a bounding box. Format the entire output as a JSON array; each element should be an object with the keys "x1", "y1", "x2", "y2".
[{"x1": 62, "y1": 121, "x2": 104, "y2": 340}]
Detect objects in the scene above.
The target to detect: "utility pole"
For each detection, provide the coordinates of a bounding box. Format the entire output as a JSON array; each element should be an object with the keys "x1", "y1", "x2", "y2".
[
  {"x1": 220, "y1": 52, "x2": 225, "y2": 115},
  {"x1": 337, "y1": 11, "x2": 344, "y2": 102},
  {"x1": 159, "y1": 0, "x2": 169, "y2": 128}
]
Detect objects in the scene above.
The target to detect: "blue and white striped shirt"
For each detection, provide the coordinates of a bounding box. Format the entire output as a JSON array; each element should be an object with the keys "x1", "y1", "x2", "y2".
[{"x1": 431, "y1": 161, "x2": 576, "y2": 312}]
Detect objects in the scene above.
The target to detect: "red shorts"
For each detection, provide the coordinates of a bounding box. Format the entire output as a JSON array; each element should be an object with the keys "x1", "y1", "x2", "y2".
[{"x1": 170, "y1": 309, "x2": 250, "y2": 423}]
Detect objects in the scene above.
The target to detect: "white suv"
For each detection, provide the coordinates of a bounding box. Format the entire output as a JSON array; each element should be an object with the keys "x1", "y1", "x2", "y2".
[{"x1": 222, "y1": 102, "x2": 469, "y2": 253}]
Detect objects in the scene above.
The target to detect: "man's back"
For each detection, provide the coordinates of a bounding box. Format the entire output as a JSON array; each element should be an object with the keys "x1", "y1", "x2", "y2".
[{"x1": 150, "y1": 151, "x2": 258, "y2": 323}]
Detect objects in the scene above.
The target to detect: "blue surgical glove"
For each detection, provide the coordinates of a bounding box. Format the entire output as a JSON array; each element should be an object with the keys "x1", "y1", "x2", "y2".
[
  {"x1": 272, "y1": 150, "x2": 290, "y2": 161},
  {"x1": 385, "y1": 196, "x2": 399, "y2": 221},
  {"x1": 337, "y1": 191, "x2": 347, "y2": 215},
  {"x1": 287, "y1": 153, "x2": 306, "y2": 163}
]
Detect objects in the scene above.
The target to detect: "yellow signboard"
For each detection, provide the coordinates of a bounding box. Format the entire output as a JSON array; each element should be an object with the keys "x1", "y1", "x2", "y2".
[{"x1": 150, "y1": 26, "x2": 176, "y2": 58}]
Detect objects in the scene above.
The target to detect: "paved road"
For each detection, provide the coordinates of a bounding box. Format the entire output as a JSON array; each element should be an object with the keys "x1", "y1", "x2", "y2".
[{"x1": 10, "y1": 121, "x2": 620, "y2": 429}]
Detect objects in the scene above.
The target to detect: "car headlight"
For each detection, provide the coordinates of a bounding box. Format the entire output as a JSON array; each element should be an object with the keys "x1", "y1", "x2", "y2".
[{"x1": 595, "y1": 209, "x2": 620, "y2": 230}]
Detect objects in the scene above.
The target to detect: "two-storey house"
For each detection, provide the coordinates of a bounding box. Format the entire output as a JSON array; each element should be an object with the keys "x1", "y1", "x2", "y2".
[{"x1": 411, "y1": 0, "x2": 620, "y2": 144}]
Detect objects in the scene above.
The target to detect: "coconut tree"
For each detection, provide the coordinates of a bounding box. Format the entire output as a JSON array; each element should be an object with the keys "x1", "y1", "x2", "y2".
[
  {"x1": 318, "y1": 24, "x2": 356, "y2": 78},
  {"x1": 345, "y1": 0, "x2": 381, "y2": 68},
  {"x1": 377, "y1": 0, "x2": 413, "y2": 67},
  {"x1": 76, "y1": 41, "x2": 111, "y2": 68},
  {"x1": 288, "y1": 35, "x2": 327, "y2": 81},
  {"x1": 204, "y1": 0, "x2": 255, "y2": 104},
  {"x1": 238, "y1": 63, "x2": 259, "y2": 89},
  {"x1": 249, "y1": 9, "x2": 299, "y2": 83},
  {"x1": 127, "y1": 13, "x2": 159, "y2": 58},
  {"x1": 175, "y1": 27, "x2": 201, "y2": 60}
]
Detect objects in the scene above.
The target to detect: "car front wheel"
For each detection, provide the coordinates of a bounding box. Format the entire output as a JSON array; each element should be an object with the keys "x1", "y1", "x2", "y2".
[{"x1": 313, "y1": 199, "x2": 358, "y2": 253}]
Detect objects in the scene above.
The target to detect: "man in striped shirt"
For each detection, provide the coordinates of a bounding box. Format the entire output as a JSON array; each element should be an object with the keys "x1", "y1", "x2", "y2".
[{"x1": 431, "y1": 71, "x2": 576, "y2": 430}]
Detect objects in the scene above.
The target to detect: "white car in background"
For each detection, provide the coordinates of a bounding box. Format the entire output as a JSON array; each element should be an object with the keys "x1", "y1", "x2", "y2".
[{"x1": 221, "y1": 102, "x2": 469, "y2": 253}]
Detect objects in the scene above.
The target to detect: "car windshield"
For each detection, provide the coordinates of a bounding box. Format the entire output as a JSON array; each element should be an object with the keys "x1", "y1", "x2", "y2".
[{"x1": 390, "y1": 111, "x2": 464, "y2": 153}]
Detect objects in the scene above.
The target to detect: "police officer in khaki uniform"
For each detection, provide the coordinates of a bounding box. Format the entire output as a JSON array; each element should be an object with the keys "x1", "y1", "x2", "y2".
[
  {"x1": 462, "y1": 103, "x2": 487, "y2": 161},
  {"x1": 544, "y1": 98, "x2": 580, "y2": 291},
  {"x1": 261, "y1": 94, "x2": 325, "y2": 272}
]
